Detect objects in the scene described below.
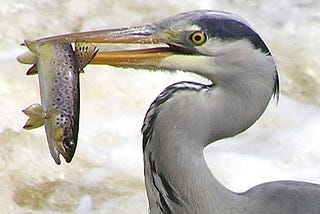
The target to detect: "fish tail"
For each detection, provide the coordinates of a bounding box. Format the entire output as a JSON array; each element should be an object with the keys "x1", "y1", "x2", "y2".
[
  {"x1": 24, "y1": 40, "x2": 40, "y2": 55},
  {"x1": 25, "y1": 64, "x2": 38, "y2": 75},
  {"x1": 16, "y1": 53, "x2": 38, "y2": 75},
  {"x1": 17, "y1": 51, "x2": 38, "y2": 64},
  {"x1": 17, "y1": 41, "x2": 40, "y2": 75}
]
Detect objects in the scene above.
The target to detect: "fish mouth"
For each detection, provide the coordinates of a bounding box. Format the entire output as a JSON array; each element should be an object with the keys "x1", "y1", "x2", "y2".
[
  {"x1": 48, "y1": 140, "x2": 75, "y2": 165},
  {"x1": 46, "y1": 129, "x2": 76, "y2": 165},
  {"x1": 47, "y1": 140, "x2": 64, "y2": 165},
  {"x1": 25, "y1": 24, "x2": 192, "y2": 69}
]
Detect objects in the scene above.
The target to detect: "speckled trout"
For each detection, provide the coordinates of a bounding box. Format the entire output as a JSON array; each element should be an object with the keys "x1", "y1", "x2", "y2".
[{"x1": 18, "y1": 41, "x2": 98, "y2": 164}]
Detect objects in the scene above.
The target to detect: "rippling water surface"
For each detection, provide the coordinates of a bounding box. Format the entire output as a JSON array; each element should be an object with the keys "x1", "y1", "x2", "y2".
[{"x1": 1, "y1": 0, "x2": 320, "y2": 213}]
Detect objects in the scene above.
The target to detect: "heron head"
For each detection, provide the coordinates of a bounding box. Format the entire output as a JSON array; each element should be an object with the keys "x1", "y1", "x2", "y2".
[
  {"x1": 156, "y1": 11, "x2": 280, "y2": 100},
  {"x1": 29, "y1": 10, "x2": 279, "y2": 99}
]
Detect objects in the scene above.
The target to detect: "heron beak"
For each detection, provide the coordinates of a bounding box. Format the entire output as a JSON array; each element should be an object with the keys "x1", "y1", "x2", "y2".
[{"x1": 30, "y1": 25, "x2": 184, "y2": 69}]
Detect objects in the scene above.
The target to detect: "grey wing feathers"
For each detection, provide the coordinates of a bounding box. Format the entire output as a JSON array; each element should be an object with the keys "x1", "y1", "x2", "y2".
[{"x1": 243, "y1": 180, "x2": 320, "y2": 214}]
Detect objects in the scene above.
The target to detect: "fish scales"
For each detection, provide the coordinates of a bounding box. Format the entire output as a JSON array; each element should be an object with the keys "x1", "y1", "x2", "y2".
[
  {"x1": 40, "y1": 43, "x2": 79, "y2": 132},
  {"x1": 39, "y1": 43, "x2": 80, "y2": 164},
  {"x1": 19, "y1": 41, "x2": 98, "y2": 164}
]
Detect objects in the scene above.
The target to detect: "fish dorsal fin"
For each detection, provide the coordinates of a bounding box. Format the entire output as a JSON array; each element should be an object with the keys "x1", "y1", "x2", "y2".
[{"x1": 75, "y1": 42, "x2": 99, "y2": 72}]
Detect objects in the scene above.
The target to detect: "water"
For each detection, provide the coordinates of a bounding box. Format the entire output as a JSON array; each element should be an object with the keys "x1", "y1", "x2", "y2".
[{"x1": 1, "y1": 0, "x2": 320, "y2": 213}]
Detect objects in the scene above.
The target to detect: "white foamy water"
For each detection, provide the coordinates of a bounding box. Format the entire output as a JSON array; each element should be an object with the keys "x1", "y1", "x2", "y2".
[{"x1": 1, "y1": 0, "x2": 320, "y2": 213}]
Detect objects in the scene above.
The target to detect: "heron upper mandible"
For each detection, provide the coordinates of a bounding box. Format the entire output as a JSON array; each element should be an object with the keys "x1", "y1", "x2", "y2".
[{"x1": 29, "y1": 10, "x2": 320, "y2": 213}]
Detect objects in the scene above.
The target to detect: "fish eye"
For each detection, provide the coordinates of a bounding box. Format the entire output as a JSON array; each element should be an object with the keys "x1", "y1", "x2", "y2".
[
  {"x1": 63, "y1": 139, "x2": 75, "y2": 150},
  {"x1": 189, "y1": 31, "x2": 207, "y2": 45}
]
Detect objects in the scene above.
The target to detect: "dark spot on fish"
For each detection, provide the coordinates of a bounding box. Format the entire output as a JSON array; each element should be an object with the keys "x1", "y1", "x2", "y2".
[
  {"x1": 66, "y1": 107, "x2": 73, "y2": 114},
  {"x1": 55, "y1": 117, "x2": 61, "y2": 125},
  {"x1": 55, "y1": 96, "x2": 63, "y2": 105}
]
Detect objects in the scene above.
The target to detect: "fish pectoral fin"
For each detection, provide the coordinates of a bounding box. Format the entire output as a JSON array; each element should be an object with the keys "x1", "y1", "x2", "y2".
[
  {"x1": 22, "y1": 104, "x2": 47, "y2": 129},
  {"x1": 22, "y1": 103, "x2": 46, "y2": 117},
  {"x1": 75, "y1": 42, "x2": 99, "y2": 70}
]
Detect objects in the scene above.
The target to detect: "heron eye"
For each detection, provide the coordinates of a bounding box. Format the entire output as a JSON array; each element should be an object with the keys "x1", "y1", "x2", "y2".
[{"x1": 189, "y1": 31, "x2": 207, "y2": 45}]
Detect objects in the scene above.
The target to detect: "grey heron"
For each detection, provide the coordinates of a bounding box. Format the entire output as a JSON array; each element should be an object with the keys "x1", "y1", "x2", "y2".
[{"x1": 25, "y1": 10, "x2": 320, "y2": 213}]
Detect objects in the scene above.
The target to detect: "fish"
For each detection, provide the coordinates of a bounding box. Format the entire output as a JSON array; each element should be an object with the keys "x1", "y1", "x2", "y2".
[{"x1": 17, "y1": 41, "x2": 98, "y2": 164}]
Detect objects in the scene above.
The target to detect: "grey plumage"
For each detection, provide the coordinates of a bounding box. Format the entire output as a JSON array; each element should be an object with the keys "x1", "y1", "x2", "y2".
[
  {"x1": 26, "y1": 9, "x2": 320, "y2": 214},
  {"x1": 141, "y1": 10, "x2": 320, "y2": 214}
]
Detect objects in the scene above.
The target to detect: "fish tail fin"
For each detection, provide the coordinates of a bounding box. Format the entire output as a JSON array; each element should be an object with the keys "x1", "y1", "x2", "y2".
[
  {"x1": 17, "y1": 50, "x2": 39, "y2": 75},
  {"x1": 17, "y1": 51, "x2": 38, "y2": 64},
  {"x1": 26, "y1": 64, "x2": 38, "y2": 75},
  {"x1": 22, "y1": 104, "x2": 46, "y2": 130},
  {"x1": 18, "y1": 40, "x2": 40, "y2": 75},
  {"x1": 75, "y1": 42, "x2": 99, "y2": 71},
  {"x1": 24, "y1": 40, "x2": 40, "y2": 55}
]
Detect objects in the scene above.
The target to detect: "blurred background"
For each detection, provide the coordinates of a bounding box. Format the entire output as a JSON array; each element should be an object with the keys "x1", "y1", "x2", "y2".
[{"x1": 1, "y1": 0, "x2": 320, "y2": 213}]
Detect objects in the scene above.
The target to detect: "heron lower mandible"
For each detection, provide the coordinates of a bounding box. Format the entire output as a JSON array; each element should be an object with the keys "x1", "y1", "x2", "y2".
[{"x1": 26, "y1": 10, "x2": 320, "y2": 213}]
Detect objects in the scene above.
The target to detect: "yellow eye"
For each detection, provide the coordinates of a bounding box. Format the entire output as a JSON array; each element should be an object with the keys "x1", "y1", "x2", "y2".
[{"x1": 190, "y1": 31, "x2": 207, "y2": 45}]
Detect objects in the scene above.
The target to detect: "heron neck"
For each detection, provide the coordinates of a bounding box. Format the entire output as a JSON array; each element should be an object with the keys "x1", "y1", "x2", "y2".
[
  {"x1": 143, "y1": 78, "x2": 274, "y2": 212},
  {"x1": 144, "y1": 133, "x2": 242, "y2": 213}
]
